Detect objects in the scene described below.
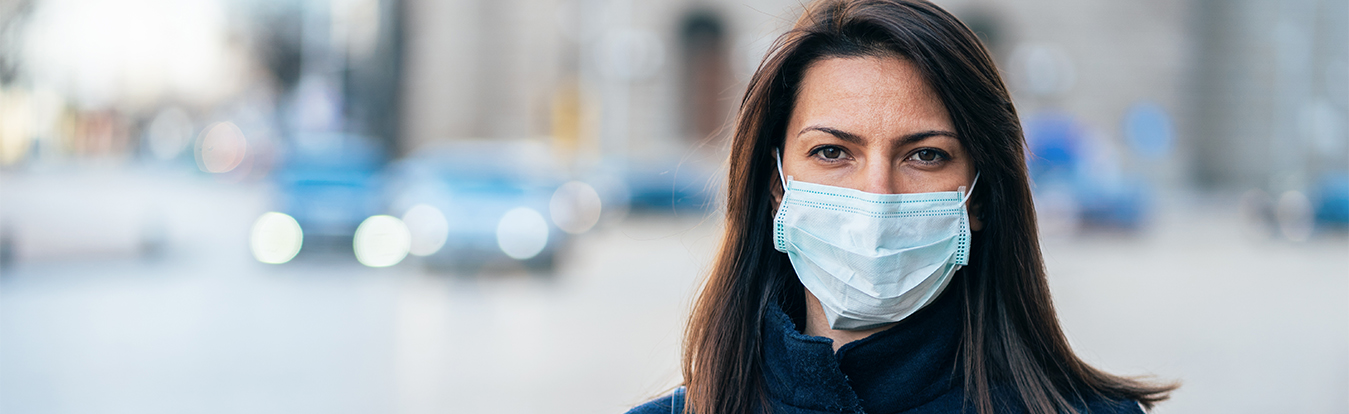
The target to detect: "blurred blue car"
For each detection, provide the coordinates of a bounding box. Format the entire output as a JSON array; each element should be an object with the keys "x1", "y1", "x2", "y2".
[
  {"x1": 388, "y1": 140, "x2": 568, "y2": 272},
  {"x1": 624, "y1": 159, "x2": 717, "y2": 214},
  {"x1": 1023, "y1": 111, "x2": 1151, "y2": 230},
  {"x1": 274, "y1": 133, "x2": 387, "y2": 248},
  {"x1": 1314, "y1": 171, "x2": 1349, "y2": 228}
]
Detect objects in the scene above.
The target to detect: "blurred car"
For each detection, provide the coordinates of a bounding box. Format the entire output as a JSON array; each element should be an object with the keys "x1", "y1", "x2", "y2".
[
  {"x1": 1314, "y1": 171, "x2": 1349, "y2": 228},
  {"x1": 0, "y1": 168, "x2": 168, "y2": 265},
  {"x1": 387, "y1": 140, "x2": 569, "y2": 272},
  {"x1": 1071, "y1": 176, "x2": 1151, "y2": 229},
  {"x1": 1023, "y1": 111, "x2": 1151, "y2": 230},
  {"x1": 274, "y1": 133, "x2": 387, "y2": 248},
  {"x1": 624, "y1": 158, "x2": 717, "y2": 214}
]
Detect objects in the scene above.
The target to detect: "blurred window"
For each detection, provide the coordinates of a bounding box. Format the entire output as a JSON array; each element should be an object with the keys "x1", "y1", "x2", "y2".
[{"x1": 680, "y1": 11, "x2": 731, "y2": 140}]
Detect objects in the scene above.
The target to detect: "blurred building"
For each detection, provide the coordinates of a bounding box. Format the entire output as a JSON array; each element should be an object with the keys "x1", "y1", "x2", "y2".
[
  {"x1": 1189, "y1": 0, "x2": 1348, "y2": 191},
  {"x1": 1, "y1": 0, "x2": 1345, "y2": 197},
  {"x1": 397, "y1": 0, "x2": 1155, "y2": 172},
  {"x1": 398, "y1": 0, "x2": 775, "y2": 170}
]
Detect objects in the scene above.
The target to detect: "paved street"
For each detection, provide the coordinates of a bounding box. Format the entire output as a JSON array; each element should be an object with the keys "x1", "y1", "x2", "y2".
[{"x1": 1, "y1": 171, "x2": 1346, "y2": 414}]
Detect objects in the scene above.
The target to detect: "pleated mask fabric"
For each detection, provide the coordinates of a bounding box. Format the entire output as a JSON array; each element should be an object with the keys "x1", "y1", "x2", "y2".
[{"x1": 773, "y1": 151, "x2": 975, "y2": 330}]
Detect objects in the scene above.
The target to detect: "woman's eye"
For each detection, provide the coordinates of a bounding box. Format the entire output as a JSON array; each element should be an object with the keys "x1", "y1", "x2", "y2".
[
  {"x1": 909, "y1": 149, "x2": 945, "y2": 162},
  {"x1": 815, "y1": 146, "x2": 844, "y2": 160}
]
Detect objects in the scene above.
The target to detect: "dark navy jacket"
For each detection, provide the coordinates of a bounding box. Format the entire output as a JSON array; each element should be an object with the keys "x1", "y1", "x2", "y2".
[{"x1": 626, "y1": 290, "x2": 1143, "y2": 414}]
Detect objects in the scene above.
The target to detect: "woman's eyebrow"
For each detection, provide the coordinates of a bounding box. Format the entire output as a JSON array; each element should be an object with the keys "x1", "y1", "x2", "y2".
[
  {"x1": 798, "y1": 125, "x2": 957, "y2": 145},
  {"x1": 798, "y1": 126, "x2": 865, "y2": 144},
  {"x1": 897, "y1": 130, "x2": 959, "y2": 145}
]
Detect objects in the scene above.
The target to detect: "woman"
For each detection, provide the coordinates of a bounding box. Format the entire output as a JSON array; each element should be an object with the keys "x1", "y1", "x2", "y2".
[{"x1": 628, "y1": 0, "x2": 1176, "y2": 413}]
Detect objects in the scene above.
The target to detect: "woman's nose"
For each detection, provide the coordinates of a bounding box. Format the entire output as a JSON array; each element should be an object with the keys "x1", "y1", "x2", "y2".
[{"x1": 859, "y1": 159, "x2": 900, "y2": 194}]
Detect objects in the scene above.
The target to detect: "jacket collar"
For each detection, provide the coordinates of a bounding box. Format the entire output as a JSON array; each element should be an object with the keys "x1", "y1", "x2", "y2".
[{"x1": 760, "y1": 287, "x2": 964, "y2": 414}]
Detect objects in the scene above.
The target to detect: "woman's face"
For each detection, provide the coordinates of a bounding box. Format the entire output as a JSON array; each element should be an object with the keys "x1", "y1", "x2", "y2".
[{"x1": 775, "y1": 55, "x2": 981, "y2": 229}]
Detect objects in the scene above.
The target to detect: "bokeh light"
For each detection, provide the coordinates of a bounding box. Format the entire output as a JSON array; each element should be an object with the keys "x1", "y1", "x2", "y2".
[
  {"x1": 249, "y1": 212, "x2": 303, "y2": 264},
  {"x1": 550, "y1": 181, "x2": 603, "y2": 234},
  {"x1": 496, "y1": 207, "x2": 549, "y2": 260},
  {"x1": 402, "y1": 204, "x2": 449, "y2": 257},
  {"x1": 1123, "y1": 102, "x2": 1174, "y2": 159},
  {"x1": 194, "y1": 121, "x2": 247, "y2": 173},
  {"x1": 353, "y1": 215, "x2": 412, "y2": 268}
]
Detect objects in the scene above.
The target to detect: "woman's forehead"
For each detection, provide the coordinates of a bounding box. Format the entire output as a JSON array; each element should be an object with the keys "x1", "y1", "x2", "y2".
[{"x1": 788, "y1": 56, "x2": 953, "y2": 143}]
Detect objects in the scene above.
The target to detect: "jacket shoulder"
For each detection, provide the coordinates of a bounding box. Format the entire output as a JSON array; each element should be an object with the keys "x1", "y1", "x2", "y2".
[
  {"x1": 1081, "y1": 394, "x2": 1145, "y2": 414},
  {"x1": 625, "y1": 387, "x2": 686, "y2": 414},
  {"x1": 990, "y1": 384, "x2": 1146, "y2": 414}
]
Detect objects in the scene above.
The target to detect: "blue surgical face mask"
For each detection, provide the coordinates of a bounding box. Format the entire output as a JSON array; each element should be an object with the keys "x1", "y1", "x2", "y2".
[{"x1": 773, "y1": 149, "x2": 977, "y2": 330}]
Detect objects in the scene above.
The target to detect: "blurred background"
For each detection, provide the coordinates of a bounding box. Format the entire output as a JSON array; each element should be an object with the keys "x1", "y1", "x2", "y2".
[{"x1": 0, "y1": 0, "x2": 1345, "y2": 413}]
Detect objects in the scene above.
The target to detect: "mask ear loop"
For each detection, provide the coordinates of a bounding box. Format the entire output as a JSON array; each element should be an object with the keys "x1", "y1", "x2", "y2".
[
  {"x1": 958, "y1": 172, "x2": 980, "y2": 203},
  {"x1": 774, "y1": 148, "x2": 789, "y2": 191}
]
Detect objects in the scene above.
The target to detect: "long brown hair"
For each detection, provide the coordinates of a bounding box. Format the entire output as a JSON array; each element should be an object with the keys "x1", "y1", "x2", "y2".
[{"x1": 681, "y1": 1, "x2": 1177, "y2": 413}]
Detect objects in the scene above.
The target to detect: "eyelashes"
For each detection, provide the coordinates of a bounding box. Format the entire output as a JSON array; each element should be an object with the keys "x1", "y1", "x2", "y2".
[
  {"x1": 907, "y1": 148, "x2": 950, "y2": 164},
  {"x1": 807, "y1": 145, "x2": 951, "y2": 166},
  {"x1": 810, "y1": 145, "x2": 847, "y2": 161}
]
